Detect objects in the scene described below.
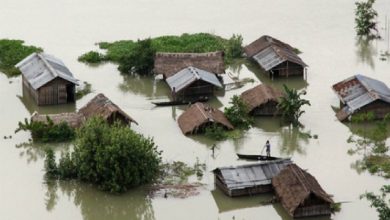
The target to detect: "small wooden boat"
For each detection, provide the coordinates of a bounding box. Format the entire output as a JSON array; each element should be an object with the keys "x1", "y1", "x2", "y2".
[
  {"x1": 152, "y1": 96, "x2": 209, "y2": 106},
  {"x1": 236, "y1": 153, "x2": 281, "y2": 161}
]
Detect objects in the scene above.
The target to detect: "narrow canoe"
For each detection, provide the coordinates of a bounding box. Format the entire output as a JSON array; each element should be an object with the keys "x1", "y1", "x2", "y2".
[
  {"x1": 152, "y1": 96, "x2": 209, "y2": 106},
  {"x1": 236, "y1": 153, "x2": 281, "y2": 161}
]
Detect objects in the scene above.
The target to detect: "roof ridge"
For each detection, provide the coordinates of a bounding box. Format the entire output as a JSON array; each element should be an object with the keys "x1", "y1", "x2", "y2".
[{"x1": 37, "y1": 53, "x2": 58, "y2": 78}]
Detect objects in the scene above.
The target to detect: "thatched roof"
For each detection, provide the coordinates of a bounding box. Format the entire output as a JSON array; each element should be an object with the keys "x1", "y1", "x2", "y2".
[
  {"x1": 178, "y1": 102, "x2": 233, "y2": 135},
  {"x1": 240, "y1": 84, "x2": 283, "y2": 113},
  {"x1": 272, "y1": 164, "x2": 333, "y2": 216},
  {"x1": 78, "y1": 93, "x2": 138, "y2": 125},
  {"x1": 31, "y1": 112, "x2": 85, "y2": 128},
  {"x1": 153, "y1": 51, "x2": 225, "y2": 78},
  {"x1": 244, "y1": 35, "x2": 294, "y2": 58}
]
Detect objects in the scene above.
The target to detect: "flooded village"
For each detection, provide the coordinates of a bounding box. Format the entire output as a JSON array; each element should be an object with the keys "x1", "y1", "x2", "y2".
[{"x1": 1, "y1": 0, "x2": 390, "y2": 220}]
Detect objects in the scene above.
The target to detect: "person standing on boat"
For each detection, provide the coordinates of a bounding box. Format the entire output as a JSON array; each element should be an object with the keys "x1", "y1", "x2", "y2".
[{"x1": 265, "y1": 140, "x2": 271, "y2": 157}]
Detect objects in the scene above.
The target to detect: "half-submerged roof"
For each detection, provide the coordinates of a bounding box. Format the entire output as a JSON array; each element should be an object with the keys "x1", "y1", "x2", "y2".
[
  {"x1": 78, "y1": 93, "x2": 138, "y2": 125},
  {"x1": 178, "y1": 102, "x2": 233, "y2": 134},
  {"x1": 16, "y1": 52, "x2": 79, "y2": 90},
  {"x1": 154, "y1": 51, "x2": 225, "y2": 78},
  {"x1": 166, "y1": 66, "x2": 223, "y2": 92},
  {"x1": 213, "y1": 159, "x2": 292, "y2": 191},
  {"x1": 332, "y1": 74, "x2": 390, "y2": 121},
  {"x1": 240, "y1": 84, "x2": 283, "y2": 112},
  {"x1": 31, "y1": 112, "x2": 85, "y2": 129},
  {"x1": 244, "y1": 35, "x2": 307, "y2": 71},
  {"x1": 272, "y1": 164, "x2": 333, "y2": 216}
]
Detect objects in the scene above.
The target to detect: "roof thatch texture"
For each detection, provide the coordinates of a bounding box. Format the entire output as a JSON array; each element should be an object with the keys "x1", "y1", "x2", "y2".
[
  {"x1": 272, "y1": 164, "x2": 334, "y2": 217},
  {"x1": 178, "y1": 102, "x2": 233, "y2": 135},
  {"x1": 78, "y1": 93, "x2": 138, "y2": 125},
  {"x1": 154, "y1": 51, "x2": 225, "y2": 78},
  {"x1": 240, "y1": 84, "x2": 283, "y2": 113},
  {"x1": 31, "y1": 112, "x2": 85, "y2": 128},
  {"x1": 244, "y1": 35, "x2": 294, "y2": 58}
]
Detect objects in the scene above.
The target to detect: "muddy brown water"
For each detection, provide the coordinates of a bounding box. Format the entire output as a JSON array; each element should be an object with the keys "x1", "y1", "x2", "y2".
[{"x1": 1, "y1": 0, "x2": 390, "y2": 219}]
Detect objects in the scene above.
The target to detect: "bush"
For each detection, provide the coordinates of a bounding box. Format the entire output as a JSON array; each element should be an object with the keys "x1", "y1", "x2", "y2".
[
  {"x1": 44, "y1": 117, "x2": 162, "y2": 193},
  {"x1": 0, "y1": 39, "x2": 42, "y2": 77},
  {"x1": 118, "y1": 38, "x2": 156, "y2": 74},
  {"x1": 277, "y1": 85, "x2": 310, "y2": 127},
  {"x1": 75, "y1": 81, "x2": 92, "y2": 100},
  {"x1": 355, "y1": 0, "x2": 379, "y2": 38},
  {"x1": 77, "y1": 51, "x2": 105, "y2": 63},
  {"x1": 205, "y1": 124, "x2": 228, "y2": 141},
  {"x1": 360, "y1": 185, "x2": 390, "y2": 220},
  {"x1": 225, "y1": 34, "x2": 243, "y2": 59},
  {"x1": 224, "y1": 95, "x2": 253, "y2": 130}
]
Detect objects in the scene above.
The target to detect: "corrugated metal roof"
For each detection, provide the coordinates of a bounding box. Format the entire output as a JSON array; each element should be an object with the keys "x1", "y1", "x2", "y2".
[
  {"x1": 214, "y1": 159, "x2": 292, "y2": 190},
  {"x1": 253, "y1": 47, "x2": 285, "y2": 71},
  {"x1": 166, "y1": 66, "x2": 222, "y2": 92},
  {"x1": 15, "y1": 52, "x2": 78, "y2": 90}
]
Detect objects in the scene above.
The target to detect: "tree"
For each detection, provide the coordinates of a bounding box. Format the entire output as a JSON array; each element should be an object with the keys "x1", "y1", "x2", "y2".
[
  {"x1": 224, "y1": 95, "x2": 253, "y2": 130},
  {"x1": 361, "y1": 185, "x2": 390, "y2": 220},
  {"x1": 277, "y1": 85, "x2": 310, "y2": 127},
  {"x1": 355, "y1": 0, "x2": 379, "y2": 38}
]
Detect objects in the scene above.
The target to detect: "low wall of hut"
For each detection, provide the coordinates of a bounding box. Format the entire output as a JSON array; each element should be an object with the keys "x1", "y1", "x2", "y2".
[
  {"x1": 294, "y1": 204, "x2": 331, "y2": 218},
  {"x1": 251, "y1": 101, "x2": 281, "y2": 116},
  {"x1": 356, "y1": 100, "x2": 390, "y2": 120},
  {"x1": 178, "y1": 81, "x2": 215, "y2": 98},
  {"x1": 272, "y1": 62, "x2": 303, "y2": 77}
]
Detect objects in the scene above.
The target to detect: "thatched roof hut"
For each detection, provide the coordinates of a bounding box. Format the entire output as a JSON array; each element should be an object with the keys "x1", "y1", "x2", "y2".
[
  {"x1": 31, "y1": 112, "x2": 85, "y2": 128},
  {"x1": 240, "y1": 84, "x2": 283, "y2": 116},
  {"x1": 79, "y1": 93, "x2": 137, "y2": 125},
  {"x1": 272, "y1": 164, "x2": 334, "y2": 218},
  {"x1": 178, "y1": 102, "x2": 233, "y2": 135},
  {"x1": 153, "y1": 51, "x2": 225, "y2": 78},
  {"x1": 244, "y1": 35, "x2": 307, "y2": 77}
]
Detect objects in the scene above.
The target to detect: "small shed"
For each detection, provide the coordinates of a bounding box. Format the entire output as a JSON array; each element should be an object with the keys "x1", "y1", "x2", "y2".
[
  {"x1": 244, "y1": 35, "x2": 307, "y2": 77},
  {"x1": 78, "y1": 93, "x2": 138, "y2": 125},
  {"x1": 272, "y1": 164, "x2": 334, "y2": 218},
  {"x1": 16, "y1": 52, "x2": 79, "y2": 106},
  {"x1": 166, "y1": 66, "x2": 223, "y2": 98},
  {"x1": 153, "y1": 51, "x2": 225, "y2": 79},
  {"x1": 178, "y1": 102, "x2": 233, "y2": 135},
  {"x1": 213, "y1": 159, "x2": 292, "y2": 197},
  {"x1": 240, "y1": 84, "x2": 284, "y2": 116},
  {"x1": 332, "y1": 74, "x2": 390, "y2": 121}
]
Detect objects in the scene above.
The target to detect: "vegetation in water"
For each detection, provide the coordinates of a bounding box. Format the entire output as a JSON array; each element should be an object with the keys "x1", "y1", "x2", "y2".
[
  {"x1": 355, "y1": 0, "x2": 379, "y2": 38},
  {"x1": 204, "y1": 124, "x2": 229, "y2": 141},
  {"x1": 79, "y1": 33, "x2": 243, "y2": 75},
  {"x1": 0, "y1": 39, "x2": 42, "y2": 77},
  {"x1": 277, "y1": 85, "x2": 310, "y2": 127},
  {"x1": 158, "y1": 159, "x2": 206, "y2": 185},
  {"x1": 44, "y1": 117, "x2": 162, "y2": 193},
  {"x1": 360, "y1": 185, "x2": 390, "y2": 220},
  {"x1": 15, "y1": 117, "x2": 75, "y2": 143},
  {"x1": 75, "y1": 81, "x2": 92, "y2": 100},
  {"x1": 224, "y1": 95, "x2": 254, "y2": 130}
]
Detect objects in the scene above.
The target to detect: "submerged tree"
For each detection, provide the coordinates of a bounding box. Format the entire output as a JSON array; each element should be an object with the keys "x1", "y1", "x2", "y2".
[
  {"x1": 277, "y1": 85, "x2": 310, "y2": 127},
  {"x1": 224, "y1": 95, "x2": 254, "y2": 130},
  {"x1": 355, "y1": 0, "x2": 379, "y2": 38},
  {"x1": 361, "y1": 185, "x2": 390, "y2": 220}
]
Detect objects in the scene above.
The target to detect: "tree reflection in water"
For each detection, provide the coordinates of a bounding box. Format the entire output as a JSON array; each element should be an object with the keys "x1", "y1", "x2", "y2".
[
  {"x1": 355, "y1": 37, "x2": 377, "y2": 69},
  {"x1": 278, "y1": 126, "x2": 311, "y2": 156}
]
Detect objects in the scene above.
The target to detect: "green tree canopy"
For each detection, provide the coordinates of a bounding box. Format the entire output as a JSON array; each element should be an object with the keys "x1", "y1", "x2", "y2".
[{"x1": 277, "y1": 85, "x2": 310, "y2": 127}]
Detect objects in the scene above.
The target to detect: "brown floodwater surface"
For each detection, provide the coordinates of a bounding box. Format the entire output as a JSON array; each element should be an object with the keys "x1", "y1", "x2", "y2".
[{"x1": 1, "y1": 0, "x2": 390, "y2": 219}]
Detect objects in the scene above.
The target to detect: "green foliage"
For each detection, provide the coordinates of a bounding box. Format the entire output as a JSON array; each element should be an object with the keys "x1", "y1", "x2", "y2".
[
  {"x1": 360, "y1": 185, "x2": 390, "y2": 220},
  {"x1": 0, "y1": 39, "x2": 42, "y2": 77},
  {"x1": 277, "y1": 85, "x2": 311, "y2": 127},
  {"x1": 44, "y1": 117, "x2": 162, "y2": 193},
  {"x1": 159, "y1": 159, "x2": 206, "y2": 184},
  {"x1": 75, "y1": 81, "x2": 92, "y2": 100},
  {"x1": 44, "y1": 148, "x2": 58, "y2": 178},
  {"x1": 15, "y1": 117, "x2": 75, "y2": 143},
  {"x1": 77, "y1": 51, "x2": 105, "y2": 63},
  {"x1": 78, "y1": 33, "x2": 243, "y2": 74},
  {"x1": 355, "y1": 0, "x2": 379, "y2": 38},
  {"x1": 330, "y1": 202, "x2": 342, "y2": 213},
  {"x1": 224, "y1": 95, "x2": 254, "y2": 130},
  {"x1": 204, "y1": 124, "x2": 228, "y2": 141}
]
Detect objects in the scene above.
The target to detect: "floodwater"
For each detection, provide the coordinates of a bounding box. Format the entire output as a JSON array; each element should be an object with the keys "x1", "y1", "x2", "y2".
[{"x1": 1, "y1": 0, "x2": 390, "y2": 219}]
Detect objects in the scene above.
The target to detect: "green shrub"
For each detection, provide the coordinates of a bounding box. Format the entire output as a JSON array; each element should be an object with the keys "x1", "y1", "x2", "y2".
[
  {"x1": 355, "y1": 0, "x2": 379, "y2": 38},
  {"x1": 44, "y1": 148, "x2": 58, "y2": 178},
  {"x1": 75, "y1": 81, "x2": 92, "y2": 100},
  {"x1": 277, "y1": 85, "x2": 310, "y2": 127},
  {"x1": 360, "y1": 185, "x2": 390, "y2": 220},
  {"x1": 77, "y1": 51, "x2": 105, "y2": 63},
  {"x1": 225, "y1": 34, "x2": 243, "y2": 59},
  {"x1": 118, "y1": 38, "x2": 156, "y2": 74},
  {"x1": 224, "y1": 95, "x2": 253, "y2": 130},
  {"x1": 205, "y1": 124, "x2": 228, "y2": 141}
]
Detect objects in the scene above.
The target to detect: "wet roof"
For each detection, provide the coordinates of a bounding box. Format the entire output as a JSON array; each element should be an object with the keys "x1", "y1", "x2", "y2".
[
  {"x1": 15, "y1": 52, "x2": 78, "y2": 90},
  {"x1": 213, "y1": 159, "x2": 292, "y2": 190},
  {"x1": 166, "y1": 66, "x2": 223, "y2": 92}
]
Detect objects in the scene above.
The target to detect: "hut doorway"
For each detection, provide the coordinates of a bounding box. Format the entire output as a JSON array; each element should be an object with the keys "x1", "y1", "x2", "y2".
[{"x1": 66, "y1": 84, "x2": 75, "y2": 102}]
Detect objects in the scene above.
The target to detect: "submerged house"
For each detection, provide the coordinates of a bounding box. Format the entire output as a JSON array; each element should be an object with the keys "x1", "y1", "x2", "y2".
[
  {"x1": 332, "y1": 74, "x2": 390, "y2": 121},
  {"x1": 244, "y1": 35, "x2": 307, "y2": 77},
  {"x1": 153, "y1": 51, "x2": 225, "y2": 79},
  {"x1": 240, "y1": 84, "x2": 284, "y2": 116},
  {"x1": 16, "y1": 52, "x2": 79, "y2": 106},
  {"x1": 272, "y1": 164, "x2": 334, "y2": 218},
  {"x1": 213, "y1": 159, "x2": 292, "y2": 197},
  {"x1": 31, "y1": 112, "x2": 85, "y2": 129},
  {"x1": 178, "y1": 102, "x2": 233, "y2": 135},
  {"x1": 166, "y1": 66, "x2": 223, "y2": 98}
]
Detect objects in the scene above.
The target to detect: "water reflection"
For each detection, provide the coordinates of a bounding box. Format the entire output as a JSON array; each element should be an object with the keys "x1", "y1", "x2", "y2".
[
  {"x1": 17, "y1": 92, "x2": 76, "y2": 115},
  {"x1": 272, "y1": 203, "x2": 332, "y2": 220},
  {"x1": 45, "y1": 180, "x2": 155, "y2": 220},
  {"x1": 278, "y1": 126, "x2": 311, "y2": 156},
  {"x1": 355, "y1": 37, "x2": 377, "y2": 69},
  {"x1": 15, "y1": 141, "x2": 72, "y2": 164},
  {"x1": 119, "y1": 74, "x2": 168, "y2": 98}
]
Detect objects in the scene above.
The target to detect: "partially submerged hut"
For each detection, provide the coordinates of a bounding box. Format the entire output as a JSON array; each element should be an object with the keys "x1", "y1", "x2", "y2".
[
  {"x1": 332, "y1": 74, "x2": 390, "y2": 121},
  {"x1": 31, "y1": 112, "x2": 85, "y2": 128},
  {"x1": 153, "y1": 51, "x2": 225, "y2": 79},
  {"x1": 78, "y1": 93, "x2": 138, "y2": 125},
  {"x1": 16, "y1": 52, "x2": 79, "y2": 106},
  {"x1": 166, "y1": 66, "x2": 223, "y2": 98},
  {"x1": 272, "y1": 164, "x2": 334, "y2": 218},
  {"x1": 213, "y1": 159, "x2": 292, "y2": 197},
  {"x1": 178, "y1": 102, "x2": 233, "y2": 135},
  {"x1": 240, "y1": 84, "x2": 283, "y2": 116},
  {"x1": 244, "y1": 35, "x2": 307, "y2": 77}
]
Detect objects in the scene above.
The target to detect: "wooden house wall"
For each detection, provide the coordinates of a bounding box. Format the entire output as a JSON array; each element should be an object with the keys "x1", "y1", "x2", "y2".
[
  {"x1": 251, "y1": 101, "x2": 280, "y2": 116},
  {"x1": 178, "y1": 81, "x2": 215, "y2": 97},
  {"x1": 271, "y1": 61, "x2": 304, "y2": 77},
  {"x1": 37, "y1": 78, "x2": 75, "y2": 106},
  {"x1": 356, "y1": 100, "x2": 390, "y2": 119},
  {"x1": 294, "y1": 204, "x2": 331, "y2": 218}
]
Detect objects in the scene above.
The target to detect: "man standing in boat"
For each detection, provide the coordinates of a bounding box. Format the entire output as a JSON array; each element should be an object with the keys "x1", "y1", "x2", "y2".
[{"x1": 265, "y1": 140, "x2": 271, "y2": 157}]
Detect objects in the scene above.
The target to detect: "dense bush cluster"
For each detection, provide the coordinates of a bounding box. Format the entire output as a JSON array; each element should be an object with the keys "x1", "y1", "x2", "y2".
[
  {"x1": 224, "y1": 95, "x2": 253, "y2": 130},
  {"x1": 355, "y1": 0, "x2": 378, "y2": 38},
  {"x1": 277, "y1": 85, "x2": 310, "y2": 127}
]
